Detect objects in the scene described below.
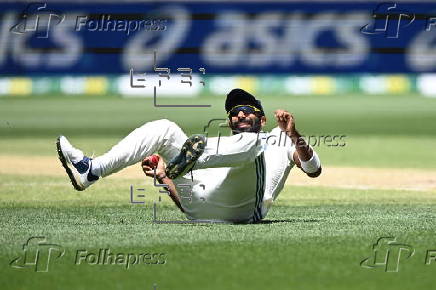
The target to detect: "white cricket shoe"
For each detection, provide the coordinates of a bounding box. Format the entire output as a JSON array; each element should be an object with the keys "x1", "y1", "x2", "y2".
[{"x1": 56, "y1": 136, "x2": 99, "y2": 191}]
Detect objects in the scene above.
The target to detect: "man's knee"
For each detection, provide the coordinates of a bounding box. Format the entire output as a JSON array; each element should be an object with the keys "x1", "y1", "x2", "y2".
[
  {"x1": 142, "y1": 119, "x2": 180, "y2": 131},
  {"x1": 149, "y1": 119, "x2": 173, "y2": 127},
  {"x1": 141, "y1": 119, "x2": 186, "y2": 147}
]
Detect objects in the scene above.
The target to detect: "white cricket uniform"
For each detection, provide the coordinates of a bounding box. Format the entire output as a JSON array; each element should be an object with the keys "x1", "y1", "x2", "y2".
[
  {"x1": 176, "y1": 127, "x2": 296, "y2": 223},
  {"x1": 92, "y1": 120, "x2": 297, "y2": 223}
]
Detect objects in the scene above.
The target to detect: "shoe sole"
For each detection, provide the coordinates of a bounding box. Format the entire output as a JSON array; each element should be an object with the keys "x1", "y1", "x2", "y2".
[
  {"x1": 166, "y1": 135, "x2": 206, "y2": 179},
  {"x1": 56, "y1": 136, "x2": 85, "y2": 191}
]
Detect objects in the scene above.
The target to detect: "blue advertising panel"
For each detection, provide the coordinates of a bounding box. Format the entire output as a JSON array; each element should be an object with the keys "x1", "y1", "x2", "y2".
[{"x1": 1, "y1": 1, "x2": 436, "y2": 74}]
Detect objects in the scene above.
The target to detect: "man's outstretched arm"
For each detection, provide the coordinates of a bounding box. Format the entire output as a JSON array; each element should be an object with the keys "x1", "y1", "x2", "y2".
[
  {"x1": 274, "y1": 109, "x2": 322, "y2": 178},
  {"x1": 142, "y1": 157, "x2": 184, "y2": 212}
]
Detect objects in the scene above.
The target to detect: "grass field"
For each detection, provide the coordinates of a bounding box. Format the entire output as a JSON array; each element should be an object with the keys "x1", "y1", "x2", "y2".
[{"x1": 1, "y1": 94, "x2": 436, "y2": 290}]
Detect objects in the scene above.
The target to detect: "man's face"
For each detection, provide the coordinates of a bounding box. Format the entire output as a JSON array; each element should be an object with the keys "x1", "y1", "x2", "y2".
[{"x1": 228, "y1": 106, "x2": 266, "y2": 134}]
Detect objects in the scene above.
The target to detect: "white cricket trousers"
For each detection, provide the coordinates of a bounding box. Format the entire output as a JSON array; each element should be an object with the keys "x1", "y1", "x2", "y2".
[{"x1": 92, "y1": 119, "x2": 263, "y2": 177}]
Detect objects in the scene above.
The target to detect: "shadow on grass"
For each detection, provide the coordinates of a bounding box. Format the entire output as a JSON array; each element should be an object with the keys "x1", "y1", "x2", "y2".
[
  {"x1": 257, "y1": 219, "x2": 320, "y2": 224},
  {"x1": 151, "y1": 218, "x2": 320, "y2": 225}
]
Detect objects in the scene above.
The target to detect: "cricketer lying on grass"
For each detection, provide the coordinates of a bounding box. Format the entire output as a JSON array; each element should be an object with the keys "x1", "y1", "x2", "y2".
[{"x1": 56, "y1": 89, "x2": 322, "y2": 223}]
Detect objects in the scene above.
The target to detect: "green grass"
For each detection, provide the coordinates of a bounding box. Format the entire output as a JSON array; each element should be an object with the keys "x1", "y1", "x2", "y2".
[
  {"x1": 1, "y1": 175, "x2": 436, "y2": 290},
  {"x1": 1, "y1": 94, "x2": 436, "y2": 137},
  {"x1": 1, "y1": 135, "x2": 435, "y2": 168},
  {"x1": 1, "y1": 94, "x2": 436, "y2": 289},
  {"x1": 1, "y1": 94, "x2": 436, "y2": 168}
]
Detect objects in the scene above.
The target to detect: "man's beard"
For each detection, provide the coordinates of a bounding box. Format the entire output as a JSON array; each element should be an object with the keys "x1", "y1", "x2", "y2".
[{"x1": 230, "y1": 117, "x2": 262, "y2": 134}]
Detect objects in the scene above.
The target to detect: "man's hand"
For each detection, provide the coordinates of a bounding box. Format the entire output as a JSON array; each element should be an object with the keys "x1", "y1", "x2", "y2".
[
  {"x1": 141, "y1": 155, "x2": 167, "y2": 181},
  {"x1": 141, "y1": 155, "x2": 185, "y2": 213},
  {"x1": 275, "y1": 109, "x2": 321, "y2": 178},
  {"x1": 274, "y1": 109, "x2": 297, "y2": 137}
]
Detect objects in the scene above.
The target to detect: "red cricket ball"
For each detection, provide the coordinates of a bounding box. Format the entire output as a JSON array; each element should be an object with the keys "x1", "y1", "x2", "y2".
[{"x1": 149, "y1": 155, "x2": 160, "y2": 168}]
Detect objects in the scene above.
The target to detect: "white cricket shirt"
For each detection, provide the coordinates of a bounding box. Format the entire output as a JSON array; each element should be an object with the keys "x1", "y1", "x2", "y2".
[{"x1": 175, "y1": 127, "x2": 296, "y2": 223}]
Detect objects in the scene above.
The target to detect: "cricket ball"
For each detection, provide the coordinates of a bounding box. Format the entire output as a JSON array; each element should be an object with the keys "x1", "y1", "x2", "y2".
[{"x1": 148, "y1": 155, "x2": 160, "y2": 168}]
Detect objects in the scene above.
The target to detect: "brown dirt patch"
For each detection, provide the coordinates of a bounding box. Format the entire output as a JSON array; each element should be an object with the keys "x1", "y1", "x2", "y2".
[
  {"x1": 287, "y1": 167, "x2": 436, "y2": 191},
  {"x1": 1, "y1": 155, "x2": 435, "y2": 191}
]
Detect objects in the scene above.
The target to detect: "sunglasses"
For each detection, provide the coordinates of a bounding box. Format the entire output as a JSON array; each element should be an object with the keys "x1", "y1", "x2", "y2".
[{"x1": 228, "y1": 105, "x2": 261, "y2": 117}]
